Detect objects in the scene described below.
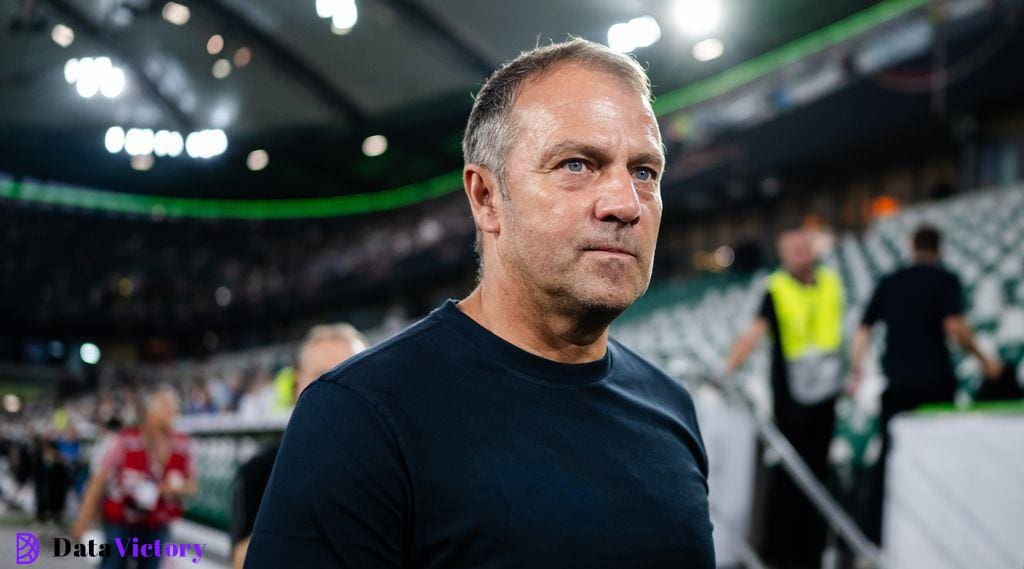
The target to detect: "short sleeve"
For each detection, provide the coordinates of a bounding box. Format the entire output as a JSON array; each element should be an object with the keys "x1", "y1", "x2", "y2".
[
  {"x1": 862, "y1": 278, "x2": 886, "y2": 326},
  {"x1": 244, "y1": 380, "x2": 410, "y2": 569},
  {"x1": 941, "y1": 272, "x2": 965, "y2": 318},
  {"x1": 758, "y1": 292, "x2": 775, "y2": 326}
]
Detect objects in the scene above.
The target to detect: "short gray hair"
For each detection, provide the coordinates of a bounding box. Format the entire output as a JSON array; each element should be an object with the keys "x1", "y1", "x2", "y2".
[
  {"x1": 142, "y1": 384, "x2": 179, "y2": 411},
  {"x1": 299, "y1": 323, "x2": 367, "y2": 361},
  {"x1": 463, "y1": 38, "x2": 652, "y2": 188},
  {"x1": 462, "y1": 37, "x2": 653, "y2": 263}
]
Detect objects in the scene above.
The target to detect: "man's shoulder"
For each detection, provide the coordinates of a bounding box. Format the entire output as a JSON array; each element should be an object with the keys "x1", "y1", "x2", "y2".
[
  {"x1": 893, "y1": 263, "x2": 958, "y2": 283},
  {"x1": 610, "y1": 338, "x2": 663, "y2": 374},
  {"x1": 238, "y1": 440, "x2": 280, "y2": 480},
  {"x1": 609, "y1": 339, "x2": 696, "y2": 401}
]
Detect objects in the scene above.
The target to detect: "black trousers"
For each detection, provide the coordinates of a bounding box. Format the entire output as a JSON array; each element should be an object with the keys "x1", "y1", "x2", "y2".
[
  {"x1": 859, "y1": 379, "x2": 955, "y2": 545},
  {"x1": 762, "y1": 394, "x2": 838, "y2": 569}
]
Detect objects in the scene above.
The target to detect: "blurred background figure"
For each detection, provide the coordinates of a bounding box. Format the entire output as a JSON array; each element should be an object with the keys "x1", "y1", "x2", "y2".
[
  {"x1": 33, "y1": 439, "x2": 71, "y2": 526},
  {"x1": 725, "y1": 227, "x2": 845, "y2": 569},
  {"x1": 230, "y1": 323, "x2": 366, "y2": 569},
  {"x1": 71, "y1": 385, "x2": 197, "y2": 569},
  {"x1": 0, "y1": 0, "x2": 1022, "y2": 567},
  {"x1": 850, "y1": 224, "x2": 1004, "y2": 545}
]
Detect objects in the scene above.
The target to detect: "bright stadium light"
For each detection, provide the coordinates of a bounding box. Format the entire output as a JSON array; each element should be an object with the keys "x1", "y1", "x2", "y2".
[
  {"x1": 607, "y1": 16, "x2": 661, "y2": 53},
  {"x1": 67, "y1": 57, "x2": 126, "y2": 98},
  {"x1": 674, "y1": 0, "x2": 722, "y2": 36},
  {"x1": 362, "y1": 134, "x2": 388, "y2": 157},
  {"x1": 316, "y1": 0, "x2": 338, "y2": 18},
  {"x1": 714, "y1": 245, "x2": 735, "y2": 268},
  {"x1": 80, "y1": 342, "x2": 101, "y2": 365},
  {"x1": 162, "y1": 2, "x2": 190, "y2": 26},
  {"x1": 247, "y1": 149, "x2": 269, "y2": 171},
  {"x1": 212, "y1": 58, "x2": 231, "y2": 79},
  {"x1": 207, "y1": 34, "x2": 224, "y2": 55},
  {"x1": 64, "y1": 58, "x2": 79, "y2": 83},
  {"x1": 130, "y1": 154, "x2": 154, "y2": 171},
  {"x1": 51, "y1": 24, "x2": 74, "y2": 48},
  {"x1": 74, "y1": 57, "x2": 99, "y2": 98},
  {"x1": 317, "y1": 0, "x2": 358, "y2": 34},
  {"x1": 186, "y1": 129, "x2": 228, "y2": 159},
  {"x1": 100, "y1": 66, "x2": 125, "y2": 98},
  {"x1": 154, "y1": 130, "x2": 180, "y2": 157},
  {"x1": 166, "y1": 131, "x2": 184, "y2": 157},
  {"x1": 331, "y1": 2, "x2": 358, "y2": 32},
  {"x1": 2, "y1": 394, "x2": 21, "y2": 414},
  {"x1": 185, "y1": 131, "x2": 203, "y2": 158},
  {"x1": 124, "y1": 128, "x2": 155, "y2": 156},
  {"x1": 692, "y1": 37, "x2": 725, "y2": 62},
  {"x1": 105, "y1": 126, "x2": 125, "y2": 153}
]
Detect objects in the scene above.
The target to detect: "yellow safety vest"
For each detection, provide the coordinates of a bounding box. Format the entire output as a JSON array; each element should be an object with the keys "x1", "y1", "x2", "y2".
[
  {"x1": 272, "y1": 366, "x2": 297, "y2": 412},
  {"x1": 767, "y1": 266, "x2": 844, "y2": 361}
]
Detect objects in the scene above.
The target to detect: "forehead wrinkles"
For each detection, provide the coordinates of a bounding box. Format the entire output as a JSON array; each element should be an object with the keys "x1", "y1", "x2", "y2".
[{"x1": 512, "y1": 97, "x2": 662, "y2": 161}]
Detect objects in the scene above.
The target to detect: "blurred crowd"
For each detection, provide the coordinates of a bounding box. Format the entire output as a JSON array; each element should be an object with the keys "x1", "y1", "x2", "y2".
[
  {"x1": 1, "y1": 193, "x2": 476, "y2": 341},
  {"x1": 0, "y1": 339, "x2": 299, "y2": 531}
]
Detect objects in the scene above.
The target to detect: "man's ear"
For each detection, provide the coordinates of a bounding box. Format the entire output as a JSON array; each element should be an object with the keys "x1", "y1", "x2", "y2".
[{"x1": 463, "y1": 164, "x2": 502, "y2": 236}]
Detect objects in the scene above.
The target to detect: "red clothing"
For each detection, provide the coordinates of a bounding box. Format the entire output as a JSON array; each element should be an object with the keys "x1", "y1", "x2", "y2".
[{"x1": 100, "y1": 427, "x2": 194, "y2": 528}]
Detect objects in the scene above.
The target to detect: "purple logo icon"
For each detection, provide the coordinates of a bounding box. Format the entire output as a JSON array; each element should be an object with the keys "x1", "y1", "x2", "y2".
[{"x1": 16, "y1": 532, "x2": 39, "y2": 565}]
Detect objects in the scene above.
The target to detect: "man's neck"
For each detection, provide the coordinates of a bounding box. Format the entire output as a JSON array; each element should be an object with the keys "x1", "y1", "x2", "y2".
[
  {"x1": 141, "y1": 420, "x2": 168, "y2": 441},
  {"x1": 457, "y1": 278, "x2": 611, "y2": 364},
  {"x1": 789, "y1": 266, "x2": 816, "y2": 285}
]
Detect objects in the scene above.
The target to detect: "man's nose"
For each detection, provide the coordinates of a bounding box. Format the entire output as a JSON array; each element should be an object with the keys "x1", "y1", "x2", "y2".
[{"x1": 593, "y1": 169, "x2": 641, "y2": 225}]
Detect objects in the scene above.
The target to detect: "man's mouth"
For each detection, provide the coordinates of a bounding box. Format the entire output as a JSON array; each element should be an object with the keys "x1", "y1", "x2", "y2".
[{"x1": 583, "y1": 246, "x2": 636, "y2": 257}]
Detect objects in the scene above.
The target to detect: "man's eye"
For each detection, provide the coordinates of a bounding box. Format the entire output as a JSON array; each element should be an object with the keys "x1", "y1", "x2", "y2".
[
  {"x1": 562, "y1": 159, "x2": 586, "y2": 173},
  {"x1": 634, "y1": 167, "x2": 657, "y2": 182}
]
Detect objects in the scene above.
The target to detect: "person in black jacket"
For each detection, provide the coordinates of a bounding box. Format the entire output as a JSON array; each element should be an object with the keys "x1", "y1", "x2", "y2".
[
  {"x1": 33, "y1": 439, "x2": 71, "y2": 524},
  {"x1": 849, "y1": 224, "x2": 1003, "y2": 545}
]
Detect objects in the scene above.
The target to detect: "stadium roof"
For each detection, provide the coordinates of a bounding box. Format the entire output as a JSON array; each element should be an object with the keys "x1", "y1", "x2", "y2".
[{"x1": 2, "y1": 0, "x2": 1022, "y2": 218}]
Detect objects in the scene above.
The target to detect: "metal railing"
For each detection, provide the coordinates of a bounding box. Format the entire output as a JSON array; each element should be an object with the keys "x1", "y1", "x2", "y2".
[{"x1": 690, "y1": 373, "x2": 887, "y2": 569}]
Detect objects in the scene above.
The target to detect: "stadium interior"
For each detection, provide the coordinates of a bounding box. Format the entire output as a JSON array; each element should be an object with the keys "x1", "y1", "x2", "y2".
[{"x1": 2, "y1": 0, "x2": 1023, "y2": 568}]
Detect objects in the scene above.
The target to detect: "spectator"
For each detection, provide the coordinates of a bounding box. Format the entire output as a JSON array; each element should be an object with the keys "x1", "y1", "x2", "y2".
[
  {"x1": 231, "y1": 323, "x2": 367, "y2": 569},
  {"x1": 725, "y1": 226, "x2": 846, "y2": 569},
  {"x1": 33, "y1": 439, "x2": 71, "y2": 525},
  {"x1": 71, "y1": 385, "x2": 198, "y2": 569},
  {"x1": 849, "y1": 224, "x2": 1004, "y2": 545}
]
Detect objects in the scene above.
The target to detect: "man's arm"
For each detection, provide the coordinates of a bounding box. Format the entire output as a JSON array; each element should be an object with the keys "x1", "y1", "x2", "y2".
[
  {"x1": 244, "y1": 380, "x2": 410, "y2": 569},
  {"x1": 849, "y1": 278, "x2": 888, "y2": 395},
  {"x1": 943, "y1": 315, "x2": 1003, "y2": 379},
  {"x1": 724, "y1": 317, "x2": 768, "y2": 376},
  {"x1": 847, "y1": 325, "x2": 872, "y2": 395},
  {"x1": 161, "y1": 440, "x2": 200, "y2": 499}
]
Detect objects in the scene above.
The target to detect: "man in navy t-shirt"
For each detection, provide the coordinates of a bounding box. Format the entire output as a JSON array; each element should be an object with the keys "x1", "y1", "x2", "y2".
[{"x1": 245, "y1": 38, "x2": 715, "y2": 569}]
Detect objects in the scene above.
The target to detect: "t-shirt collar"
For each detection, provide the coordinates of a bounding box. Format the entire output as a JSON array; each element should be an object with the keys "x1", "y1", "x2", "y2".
[{"x1": 432, "y1": 299, "x2": 613, "y2": 386}]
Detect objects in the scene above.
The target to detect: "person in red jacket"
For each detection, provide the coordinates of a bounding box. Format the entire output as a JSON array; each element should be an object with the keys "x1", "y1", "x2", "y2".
[{"x1": 72, "y1": 385, "x2": 198, "y2": 569}]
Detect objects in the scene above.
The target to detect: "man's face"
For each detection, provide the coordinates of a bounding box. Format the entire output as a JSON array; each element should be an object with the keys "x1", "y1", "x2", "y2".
[
  {"x1": 778, "y1": 230, "x2": 816, "y2": 276},
  {"x1": 297, "y1": 338, "x2": 363, "y2": 396},
  {"x1": 494, "y1": 64, "x2": 664, "y2": 316},
  {"x1": 149, "y1": 392, "x2": 179, "y2": 430}
]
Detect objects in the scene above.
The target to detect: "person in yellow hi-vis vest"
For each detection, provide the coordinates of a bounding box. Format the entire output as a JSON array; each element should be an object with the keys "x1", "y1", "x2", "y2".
[{"x1": 725, "y1": 226, "x2": 845, "y2": 569}]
